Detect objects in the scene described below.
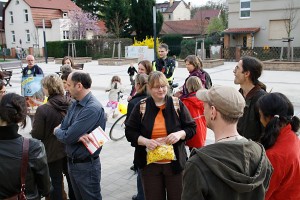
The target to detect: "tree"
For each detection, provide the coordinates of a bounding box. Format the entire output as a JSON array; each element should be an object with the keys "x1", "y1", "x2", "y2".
[
  {"x1": 104, "y1": 0, "x2": 130, "y2": 38},
  {"x1": 283, "y1": 0, "x2": 298, "y2": 61},
  {"x1": 71, "y1": 0, "x2": 108, "y2": 19},
  {"x1": 206, "y1": 17, "x2": 225, "y2": 36},
  {"x1": 63, "y1": 10, "x2": 100, "y2": 40},
  {"x1": 129, "y1": 0, "x2": 163, "y2": 41}
]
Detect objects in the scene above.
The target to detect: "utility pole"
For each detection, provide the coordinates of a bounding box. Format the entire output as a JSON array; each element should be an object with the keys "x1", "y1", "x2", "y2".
[
  {"x1": 43, "y1": 19, "x2": 48, "y2": 64},
  {"x1": 153, "y1": 6, "x2": 157, "y2": 61}
]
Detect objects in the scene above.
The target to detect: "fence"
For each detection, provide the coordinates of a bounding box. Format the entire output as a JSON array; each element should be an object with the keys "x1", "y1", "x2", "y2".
[{"x1": 223, "y1": 47, "x2": 300, "y2": 61}]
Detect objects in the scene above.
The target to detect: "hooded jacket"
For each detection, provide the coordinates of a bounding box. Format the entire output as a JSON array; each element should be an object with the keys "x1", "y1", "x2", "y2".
[
  {"x1": 31, "y1": 94, "x2": 71, "y2": 163},
  {"x1": 0, "y1": 125, "x2": 50, "y2": 199},
  {"x1": 182, "y1": 138, "x2": 273, "y2": 200},
  {"x1": 181, "y1": 93, "x2": 206, "y2": 148}
]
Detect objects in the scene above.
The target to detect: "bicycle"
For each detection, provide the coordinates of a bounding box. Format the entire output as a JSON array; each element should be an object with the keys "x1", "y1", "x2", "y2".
[
  {"x1": 109, "y1": 113, "x2": 127, "y2": 141},
  {"x1": 109, "y1": 96, "x2": 128, "y2": 141}
]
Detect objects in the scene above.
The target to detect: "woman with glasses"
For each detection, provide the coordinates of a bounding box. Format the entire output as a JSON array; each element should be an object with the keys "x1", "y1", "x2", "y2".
[{"x1": 125, "y1": 71, "x2": 196, "y2": 200}]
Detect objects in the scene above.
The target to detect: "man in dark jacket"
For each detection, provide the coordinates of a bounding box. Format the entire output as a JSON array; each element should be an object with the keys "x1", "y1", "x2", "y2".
[
  {"x1": 182, "y1": 85, "x2": 273, "y2": 200},
  {"x1": 152, "y1": 43, "x2": 176, "y2": 85},
  {"x1": 22, "y1": 55, "x2": 44, "y2": 77},
  {"x1": 233, "y1": 56, "x2": 266, "y2": 141},
  {"x1": 127, "y1": 63, "x2": 138, "y2": 85}
]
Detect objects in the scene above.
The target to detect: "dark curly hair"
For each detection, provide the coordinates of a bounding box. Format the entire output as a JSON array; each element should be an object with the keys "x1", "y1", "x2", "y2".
[
  {"x1": 0, "y1": 93, "x2": 27, "y2": 128},
  {"x1": 257, "y1": 92, "x2": 300, "y2": 149}
]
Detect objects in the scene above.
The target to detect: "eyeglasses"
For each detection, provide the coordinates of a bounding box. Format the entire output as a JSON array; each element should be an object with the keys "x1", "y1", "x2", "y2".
[{"x1": 152, "y1": 85, "x2": 167, "y2": 90}]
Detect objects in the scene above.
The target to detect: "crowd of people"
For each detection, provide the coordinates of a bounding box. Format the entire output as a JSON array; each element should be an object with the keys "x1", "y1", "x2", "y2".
[{"x1": 0, "y1": 43, "x2": 299, "y2": 200}]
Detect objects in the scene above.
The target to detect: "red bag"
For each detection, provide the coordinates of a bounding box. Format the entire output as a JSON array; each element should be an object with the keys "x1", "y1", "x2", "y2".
[{"x1": 4, "y1": 138, "x2": 29, "y2": 200}]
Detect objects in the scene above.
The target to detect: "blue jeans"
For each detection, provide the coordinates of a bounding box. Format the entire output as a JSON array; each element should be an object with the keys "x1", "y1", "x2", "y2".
[{"x1": 68, "y1": 157, "x2": 102, "y2": 200}]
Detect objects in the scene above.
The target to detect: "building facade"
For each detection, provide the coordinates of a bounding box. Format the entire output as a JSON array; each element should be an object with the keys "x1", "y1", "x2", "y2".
[{"x1": 224, "y1": 0, "x2": 300, "y2": 48}]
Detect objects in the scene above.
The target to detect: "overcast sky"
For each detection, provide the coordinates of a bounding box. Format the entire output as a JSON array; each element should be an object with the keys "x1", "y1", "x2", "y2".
[{"x1": 156, "y1": 0, "x2": 225, "y2": 7}]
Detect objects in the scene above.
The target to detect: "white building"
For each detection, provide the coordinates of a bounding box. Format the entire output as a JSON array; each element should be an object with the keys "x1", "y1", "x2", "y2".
[{"x1": 4, "y1": 0, "x2": 80, "y2": 56}]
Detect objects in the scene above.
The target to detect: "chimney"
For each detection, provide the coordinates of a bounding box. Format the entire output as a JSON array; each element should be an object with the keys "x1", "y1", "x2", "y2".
[
  {"x1": 170, "y1": 0, "x2": 174, "y2": 7},
  {"x1": 188, "y1": 2, "x2": 191, "y2": 9}
]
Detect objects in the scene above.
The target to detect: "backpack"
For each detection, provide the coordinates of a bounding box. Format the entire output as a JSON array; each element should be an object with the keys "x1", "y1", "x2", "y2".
[{"x1": 140, "y1": 96, "x2": 180, "y2": 120}]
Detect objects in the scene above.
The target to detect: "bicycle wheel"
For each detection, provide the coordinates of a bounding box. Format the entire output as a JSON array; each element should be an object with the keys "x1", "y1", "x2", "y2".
[{"x1": 109, "y1": 114, "x2": 127, "y2": 141}]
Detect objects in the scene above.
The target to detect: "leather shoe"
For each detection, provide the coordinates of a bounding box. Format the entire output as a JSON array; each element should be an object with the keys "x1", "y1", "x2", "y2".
[{"x1": 132, "y1": 195, "x2": 137, "y2": 200}]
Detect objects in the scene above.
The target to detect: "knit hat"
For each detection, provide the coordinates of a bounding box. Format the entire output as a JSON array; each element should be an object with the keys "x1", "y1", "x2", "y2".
[{"x1": 196, "y1": 85, "x2": 245, "y2": 118}]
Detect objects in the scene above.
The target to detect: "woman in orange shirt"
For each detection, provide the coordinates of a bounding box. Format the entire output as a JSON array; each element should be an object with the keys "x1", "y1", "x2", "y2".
[{"x1": 125, "y1": 71, "x2": 196, "y2": 200}]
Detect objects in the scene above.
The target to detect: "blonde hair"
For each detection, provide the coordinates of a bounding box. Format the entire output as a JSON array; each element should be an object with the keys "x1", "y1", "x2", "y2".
[
  {"x1": 135, "y1": 74, "x2": 148, "y2": 94},
  {"x1": 184, "y1": 55, "x2": 203, "y2": 70},
  {"x1": 41, "y1": 74, "x2": 64, "y2": 96},
  {"x1": 148, "y1": 71, "x2": 169, "y2": 89},
  {"x1": 186, "y1": 76, "x2": 203, "y2": 93}
]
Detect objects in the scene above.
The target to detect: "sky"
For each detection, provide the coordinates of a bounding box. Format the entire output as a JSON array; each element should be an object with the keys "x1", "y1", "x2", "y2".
[{"x1": 156, "y1": 0, "x2": 224, "y2": 7}]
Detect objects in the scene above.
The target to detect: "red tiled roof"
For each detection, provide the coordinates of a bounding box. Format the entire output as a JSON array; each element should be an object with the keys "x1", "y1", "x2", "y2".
[
  {"x1": 156, "y1": 1, "x2": 181, "y2": 13},
  {"x1": 24, "y1": 0, "x2": 80, "y2": 12},
  {"x1": 193, "y1": 9, "x2": 220, "y2": 20},
  {"x1": 31, "y1": 8, "x2": 61, "y2": 27},
  {"x1": 96, "y1": 20, "x2": 108, "y2": 35},
  {"x1": 223, "y1": 27, "x2": 260, "y2": 34},
  {"x1": 160, "y1": 20, "x2": 209, "y2": 36},
  {"x1": 19, "y1": 0, "x2": 80, "y2": 28}
]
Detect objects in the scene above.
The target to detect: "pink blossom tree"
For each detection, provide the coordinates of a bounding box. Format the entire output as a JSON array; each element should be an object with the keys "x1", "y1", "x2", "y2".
[{"x1": 64, "y1": 10, "x2": 100, "y2": 40}]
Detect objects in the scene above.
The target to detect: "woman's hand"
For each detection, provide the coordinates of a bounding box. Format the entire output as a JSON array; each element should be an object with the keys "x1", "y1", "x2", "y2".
[
  {"x1": 145, "y1": 139, "x2": 161, "y2": 151},
  {"x1": 165, "y1": 131, "x2": 186, "y2": 144}
]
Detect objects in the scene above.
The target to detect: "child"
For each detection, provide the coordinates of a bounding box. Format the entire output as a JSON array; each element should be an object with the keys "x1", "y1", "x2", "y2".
[
  {"x1": 106, "y1": 75, "x2": 125, "y2": 118},
  {"x1": 181, "y1": 76, "x2": 207, "y2": 150}
]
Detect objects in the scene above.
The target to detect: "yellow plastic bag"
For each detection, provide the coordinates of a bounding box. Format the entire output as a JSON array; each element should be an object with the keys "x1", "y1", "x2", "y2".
[{"x1": 146, "y1": 144, "x2": 176, "y2": 165}]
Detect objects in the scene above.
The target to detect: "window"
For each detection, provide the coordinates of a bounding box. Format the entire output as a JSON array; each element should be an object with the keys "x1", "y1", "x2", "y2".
[
  {"x1": 269, "y1": 20, "x2": 288, "y2": 40},
  {"x1": 16, "y1": 0, "x2": 19, "y2": 4},
  {"x1": 63, "y1": 12, "x2": 68, "y2": 18},
  {"x1": 169, "y1": 14, "x2": 171, "y2": 20},
  {"x1": 12, "y1": 31, "x2": 15, "y2": 42},
  {"x1": 240, "y1": 0, "x2": 250, "y2": 18},
  {"x1": 63, "y1": 30, "x2": 69, "y2": 40},
  {"x1": 9, "y1": 11, "x2": 14, "y2": 23},
  {"x1": 24, "y1": 9, "x2": 28, "y2": 22},
  {"x1": 26, "y1": 30, "x2": 30, "y2": 42}
]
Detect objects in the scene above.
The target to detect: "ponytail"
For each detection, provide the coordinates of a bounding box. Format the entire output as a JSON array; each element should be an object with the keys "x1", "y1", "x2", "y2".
[
  {"x1": 291, "y1": 116, "x2": 300, "y2": 133},
  {"x1": 260, "y1": 117, "x2": 281, "y2": 149}
]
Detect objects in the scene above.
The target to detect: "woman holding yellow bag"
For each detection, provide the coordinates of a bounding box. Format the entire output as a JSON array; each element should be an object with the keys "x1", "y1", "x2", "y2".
[{"x1": 125, "y1": 71, "x2": 196, "y2": 200}]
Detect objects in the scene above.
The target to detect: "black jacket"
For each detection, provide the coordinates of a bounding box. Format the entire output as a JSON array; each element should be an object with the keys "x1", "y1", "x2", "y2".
[
  {"x1": 237, "y1": 85, "x2": 266, "y2": 141},
  {"x1": 0, "y1": 124, "x2": 50, "y2": 199},
  {"x1": 182, "y1": 139, "x2": 273, "y2": 200},
  {"x1": 31, "y1": 94, "x2": 71, "y2": 163},
  {"x1": 125, "y1": 95, "x2": 196, "y2": 173},
  {"x1": 127, "y1": 66, "x2": 137, "y2": 76}
]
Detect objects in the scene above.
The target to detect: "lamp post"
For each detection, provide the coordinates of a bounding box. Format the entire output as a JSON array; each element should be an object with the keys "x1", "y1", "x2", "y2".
[
  {"x1": 153, "y1": 6, "x2": 157, "y2": 60},
  {"x1": 43, "y1": 19, "x2": 48, "y2": 64}
]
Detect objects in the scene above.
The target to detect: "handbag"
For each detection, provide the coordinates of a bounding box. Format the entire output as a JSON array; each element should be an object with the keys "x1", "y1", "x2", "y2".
[{"x1": 4, "y1": 138, "x2": 29, "y2": 200}]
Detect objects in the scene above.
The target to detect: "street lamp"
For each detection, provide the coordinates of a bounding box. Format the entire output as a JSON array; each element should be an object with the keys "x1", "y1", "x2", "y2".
[{"x1": 153, "y1": 5, "x2": 157, "y2": 60}]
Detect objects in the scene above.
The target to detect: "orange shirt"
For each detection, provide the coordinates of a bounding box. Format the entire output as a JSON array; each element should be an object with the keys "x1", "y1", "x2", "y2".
[
  {"x1": 152, "y1": 104, "x2": 167, "y2": 140},
  {"x1": 151, "y1": 104, "x2": 170, "y2": 163}
]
